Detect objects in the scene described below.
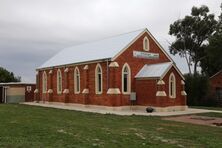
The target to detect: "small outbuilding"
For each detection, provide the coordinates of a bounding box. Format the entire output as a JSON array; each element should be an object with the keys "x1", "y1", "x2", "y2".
[
  {"x1": 0, "y1": 82, "x2": 36, "y2": 103},
  {"x1": 209, "y1": 70, "x2": 222, "y2": 106}
]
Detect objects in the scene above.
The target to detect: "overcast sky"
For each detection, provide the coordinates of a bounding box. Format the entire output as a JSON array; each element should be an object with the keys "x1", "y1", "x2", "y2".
[{"x1": 0, "y1": 0, "x2": 221, "y2": 82}]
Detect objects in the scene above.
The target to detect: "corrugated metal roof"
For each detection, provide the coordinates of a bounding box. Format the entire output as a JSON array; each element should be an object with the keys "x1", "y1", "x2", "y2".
[
  {"x1": 0, "y1": 82, "x2": 35, "y2": 85},
  {"x1": 39, "y1": 29, "x2": 145, "y2": 69},
  {"x1": 135, "y1": 62, "x2": 173, "y2": 78}
]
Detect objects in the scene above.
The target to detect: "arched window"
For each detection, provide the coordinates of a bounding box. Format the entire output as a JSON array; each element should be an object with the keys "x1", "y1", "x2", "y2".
[
  {"x1": 74, "y1": 67, "x2": 80, "y2": 94},
  {"x1": 122, "y1": 63, "x2": 131, "y2": 94},
  {"x1": 57, "y1": 69, "x2": 62, "y2": 94},
  {"x1": 95, "y1": 64, "x2": 102, "y2": 94},
  {"x1": 42, "y1": 71, "x2": 47, "y2": 93},
  {"x1": 169, "y1": 73, "x2": 176, "y2": 98},
  {"x1": 143, "y1": 36, "x2": 149, "y2": 51}
]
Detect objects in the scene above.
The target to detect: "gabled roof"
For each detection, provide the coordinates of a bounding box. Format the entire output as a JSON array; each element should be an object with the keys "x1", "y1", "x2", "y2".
[
  {"x1": 135, "y1": 62, "x2": 172, "y2": 78},
  {"x1": 111, "y1": 29, "x2": 173, "y2": 62},
  {"x1": 135, "y1": 62, "x2": 184, "y2": 80},
  {"x1": 38, "y1": 29, "x2": 146, "y2": 69},
  {"x1": 210, "y1": 70, "x2": 222, "y2": 79},
  {"x1": 38, "y1": 28, "x2": 174, "y2": 69}
]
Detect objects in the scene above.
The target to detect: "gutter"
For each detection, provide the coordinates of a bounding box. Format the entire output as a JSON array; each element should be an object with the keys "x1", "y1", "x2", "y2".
[{"x1": 37, "y1": 58, "x2": 112, "y2": 71}]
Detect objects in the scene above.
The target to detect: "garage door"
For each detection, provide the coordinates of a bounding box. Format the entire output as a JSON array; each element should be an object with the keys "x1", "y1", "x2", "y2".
[{"x1": 6, "y1": 87, "x2": 25, "y2": 103}]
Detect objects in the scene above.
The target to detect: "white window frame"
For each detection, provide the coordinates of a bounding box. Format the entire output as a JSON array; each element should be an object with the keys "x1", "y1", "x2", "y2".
[
  {"x1": 143, "y1": 36, "x2": 150, "y2": 51},
  {"x1": 169, "y1": 73, "x2": 176, "y2": 98},
  {"x1": 27, "y1": 86, "x2": 32, "y2": 92},
  {"x1": 122, "y1": 63, "x2": 131, "y2": 94},
  {"x1": 57, "y1": 69, "x2": 62, "y2": 94},
  {"x1": 95, "y1": 64, "x2": 103, "y2": 94},
  {"x1": 42, "y1": 71, "x2": 47, "y2": 93},
  {"x1": 74, "y1": 67, "x2": 81, "y2": 94}
]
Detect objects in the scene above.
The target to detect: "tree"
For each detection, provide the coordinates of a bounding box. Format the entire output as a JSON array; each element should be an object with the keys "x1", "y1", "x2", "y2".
[
  {"x1": 217, "y1": 3, "x2": 222, "y2": 33},
  {"x1": 169, "y1": 5, "x2": 218, "y2": 74},
  {"x1": 0, "y1": 67, "x2": 21, "y2": 82},
  {"x1": 200, "y1": 4, "x2": 222, "y2": 76},
  {"x1": 201, "y1": 35, "x2": 222, "y2": 76}
]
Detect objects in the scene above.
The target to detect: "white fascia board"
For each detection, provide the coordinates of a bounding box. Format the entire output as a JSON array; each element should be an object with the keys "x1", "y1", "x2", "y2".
[
  {"x1": 160, "y1": 64, "x2": 185, "y2": 80},
  {"x1": 36, "y1": 58, "x2": 111, "y2": 71}
]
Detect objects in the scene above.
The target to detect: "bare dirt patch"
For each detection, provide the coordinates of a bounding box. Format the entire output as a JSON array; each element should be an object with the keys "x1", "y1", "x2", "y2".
[{"x1": 163, "y1": 115, "x2": 222, "y2": 127}]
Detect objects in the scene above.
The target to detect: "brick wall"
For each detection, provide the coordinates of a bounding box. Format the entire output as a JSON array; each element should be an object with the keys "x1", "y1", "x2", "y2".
[
  {"x1": 37, "y1": 32, "x2": 186, "y2": 107},
  {"x1": 135, "y1": 67, "x2": 186, "y2": 107},
  {"x1": 25, "y1": 84, "x2": 36, "y2": 102},
  {"x1": 209, "y1": 71, "x2": 222, "y2": 101}
]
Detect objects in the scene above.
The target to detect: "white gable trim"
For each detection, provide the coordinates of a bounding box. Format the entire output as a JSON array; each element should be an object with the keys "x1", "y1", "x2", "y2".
[
  {"x1": 112, "y1": 30, "x2": 146, "y2": 61},
  {"x1": 173, "y1": 65, "x2": 185, "y2": 80},
  {"x1": 112, "y1": 28, "x2": 173, "y2": 62},
  {"x1": 145, "y1": 29, "x2": 174, "y2": 62},
  {"x1": 160, "y1": 65, "x2": 173, "y2": 80},
  {"x1": 161, "y1": 64, "x2": 185, "y2": 80},
  {"x1": 135, "y1": 63, "x2": 184, "y2": 80},
  {"x1": 210, "y1": 70, "x2": 222, "y2": 79}
]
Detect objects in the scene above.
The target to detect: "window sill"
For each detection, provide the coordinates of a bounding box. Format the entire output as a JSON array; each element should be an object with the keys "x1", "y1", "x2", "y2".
[
  {"x1": 57, "y1": 92, "x2": 62, "y2": 95},
  {"x1": 122, "y1": 92, "x2": 130, "y2": 95},
  {"x1": 96, "y1": 92, "x2": 102, "y2": 95},
  {"x1": 169, "y1": 96, "x2": 176, "y2": 99},
  {"x1": 143, "y1": 49, "x2": 150, "y2": 52}
]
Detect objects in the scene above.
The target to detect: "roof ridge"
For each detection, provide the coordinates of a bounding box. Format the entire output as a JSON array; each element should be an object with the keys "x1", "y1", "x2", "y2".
[
  {"x1": 102, "y1": 28, "x2": 146, "y2": 40},
  {"x1": 63, "y1": 28, "x2": 146, "y2": 48},
  {"x1": 38, "y1": 28, "x2": 145, "y2": 69}
]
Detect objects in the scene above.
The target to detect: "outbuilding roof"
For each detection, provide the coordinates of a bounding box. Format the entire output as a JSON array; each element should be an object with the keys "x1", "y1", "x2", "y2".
[
  {"x1": 0, "y1": 82, "x2": 36, "y2": 86},
  {"x1": 210, "y1": 70, "x2": 222, "y2": 79},
  {"x1": 135, "y1": 62, "x2": 173, "y2": 79},
  {"x1": 39, "y1": 29, "x2": 146, "y2": 69}
]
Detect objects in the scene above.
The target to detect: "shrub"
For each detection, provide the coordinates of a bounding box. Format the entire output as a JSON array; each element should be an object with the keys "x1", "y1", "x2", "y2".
[{"x1": 185, "y1": 73, "x2": 210, "y2": 106}]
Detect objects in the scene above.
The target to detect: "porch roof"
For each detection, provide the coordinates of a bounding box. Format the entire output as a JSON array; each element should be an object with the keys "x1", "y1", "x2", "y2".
[{"x1": 135, "y1": 62, "x2": 173, "y2": 79}]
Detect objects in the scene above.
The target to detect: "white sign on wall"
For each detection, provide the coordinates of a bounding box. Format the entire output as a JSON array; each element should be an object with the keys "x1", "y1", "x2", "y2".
[{"x1": 133, "y1": 51, "x2": 159, "y2": 59}]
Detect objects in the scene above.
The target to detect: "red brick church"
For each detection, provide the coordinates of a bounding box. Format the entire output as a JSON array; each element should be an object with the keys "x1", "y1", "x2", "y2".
[{"x1": 34, "y1": 28, "x2": 187, "y2": 111}]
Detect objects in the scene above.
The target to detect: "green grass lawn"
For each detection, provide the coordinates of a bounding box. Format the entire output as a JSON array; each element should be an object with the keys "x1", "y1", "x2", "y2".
[
  {"x1": 0, "y1": 104, "x2": 222, "y2": 148},
  {"x1": 191, "y1": 106, "x2": 222, "y2": 111}
]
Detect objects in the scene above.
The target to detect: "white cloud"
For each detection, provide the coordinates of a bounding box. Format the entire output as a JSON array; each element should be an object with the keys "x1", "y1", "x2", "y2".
[{"x1": 0, "y1": 0, "x2": 221, "y2": 82}]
